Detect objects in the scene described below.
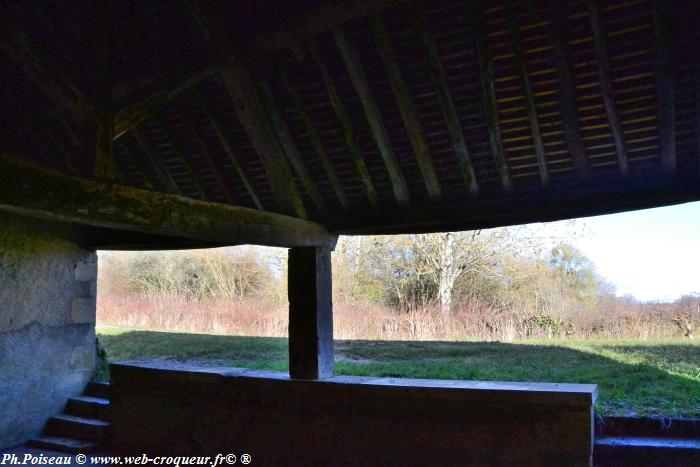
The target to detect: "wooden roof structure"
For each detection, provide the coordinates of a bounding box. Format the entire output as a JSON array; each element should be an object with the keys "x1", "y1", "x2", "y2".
[{"x1": 1, "y1": 0, "x2": 699, "y2": 248}]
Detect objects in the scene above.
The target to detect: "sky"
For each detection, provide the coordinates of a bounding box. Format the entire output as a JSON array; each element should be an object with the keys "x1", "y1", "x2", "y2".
[{"x1": 562, "y1": 201, "x2": 700, "y2": 302}]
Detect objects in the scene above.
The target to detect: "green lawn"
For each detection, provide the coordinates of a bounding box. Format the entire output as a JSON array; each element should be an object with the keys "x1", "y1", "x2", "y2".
[{"x1": 97, "y1": 328, "x2": 700, "y2": 418}]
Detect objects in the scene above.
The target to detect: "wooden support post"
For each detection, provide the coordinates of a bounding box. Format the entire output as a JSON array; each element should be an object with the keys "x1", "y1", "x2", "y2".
[{"x1": 288, "y1": 246, "x2": 334, "y2": 379}]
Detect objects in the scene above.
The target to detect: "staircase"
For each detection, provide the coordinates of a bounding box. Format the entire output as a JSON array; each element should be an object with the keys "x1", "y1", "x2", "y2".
[
  {"x1": 594, "y1": 416, "x2": 700, "y2": 466},
  {"x1": 28, "y1": 381, "x2": 111, "y2": 453}
]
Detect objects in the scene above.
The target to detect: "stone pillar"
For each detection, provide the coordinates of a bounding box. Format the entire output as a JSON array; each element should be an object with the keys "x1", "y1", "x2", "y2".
[{"x1": 287, "y1": 246, "x2": 333, "y2": 379}]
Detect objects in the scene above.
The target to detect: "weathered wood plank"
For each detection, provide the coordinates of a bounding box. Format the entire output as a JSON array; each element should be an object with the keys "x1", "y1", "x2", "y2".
[
  {"x1": 309, "y1": 41, "x2": 379, "y2": 208},
  {"x1": 334, "y1": 28, "x2": 411, "y2": 207},
  {"x1": 549, "y1": 0, "x2": 591, "y2": 180},
  {"x1": 281, "y1": 72, "x2": 351, "y2": 210},
  {"x1": 194, "y1": 89, "x2": 264, "y2": 210},
  {"x1": 288, "y1": 246, "x2": 334, "y2": 379},
  {"x1": 652, "y1": 0, "x2": 676, "y2": 174},
  {"x1": 505, "y1": 0, "x2": 549, "y2": 187},
  {"x1": 0, "y1": 153, "x2": 337, "y2": 248},
  {"x1": 370, "y1": 13, "x2": 442, "y2": 201},
  {"x1": 415, "y1": 4, "x2": 479, "y2": 196},
  {"x1": 259, "y1": 79, "x2": 326, "y2": 214},
  {"x1": 470, "y1": 1, "x2": 512, "y2": 192},
  {"x1": 588, "y1": 0, "x2": 629, "y2": 178},
  {"x1": 131, "y1": 128, "x2": 183, "y2": 195}
]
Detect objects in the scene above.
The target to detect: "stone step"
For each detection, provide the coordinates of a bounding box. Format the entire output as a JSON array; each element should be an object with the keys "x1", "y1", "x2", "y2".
[
  {"x1": 596, "y1": 416, "x2": 700, "y2": 439},
  {"x1": 45, "y1": 414, "x2": 111, "y2": 443},
  {"x1": 594, "y1": 436, "x2": 700, "y2": 466},
  {"x1": 28, "y1": 435, "x2": 98, "y2": 453},
  {"x1": 84, "y1": 381, "x2": 110, "y2": 400},
  {"x1": 65, "y1": 396, "x2": 110, "y2": 421}
]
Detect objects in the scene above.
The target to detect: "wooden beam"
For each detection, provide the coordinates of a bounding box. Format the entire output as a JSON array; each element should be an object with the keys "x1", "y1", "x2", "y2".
[
  {"x1": 327, "y1": 173, "x2": 699, "y2": 235},
  {"x1": 652, "y1": 0, "x2": 676, "y2": 174},
  {"x1": 92, "y1": 0, "x2": 118, "y2": 182},
  {"x1": 113, "y1": 66, "x2": 219, "y2": 141},
  {"x1": 0, "y1": 10, "x2": 92, "y2": 123},
  {"x1": 0, "y1": 153, "x2": 337, "y2": 248},
  {"x1": 259, "y1": 79, "x2": 327, "y2": 214},
  {"x1": 157, "y1": 113, "x2": 209, "y2": 200},
  {"x1": 190, "y1": 129, "x2": 236, "y2": 204},
  {"x1": 549, "y1": 0, "x2": 591, "y2": 179},
  {"x1": 470, "y1": 1, "x2": 512, "y2": 192},
  {"x1": 505, "y1": 0, "x2": 549, "y2": 187},
  {"x1": 118, "y1": 142, "x2": 155, "y2": 190},
  {"x1": 415, "y1": 5, "x2": 479, "y2": 195},
  {"x1": 370, "y1": 13, "x2": 442, "y2": 201},
  {"x1": 309, "y1": 42, "x2": 379, "y2": 208},
  {"x1": 288, "y1": 246, "x2": 334, "y2": 379},
  {"x1": 194, "y1": 89, "x2": 264, "y2": 210},
  {"x1": 220, "y1": 58, "x2": 308, "y2": 218},
  {"x1": 588, "y1": 0, "x2": 629, "y2": 178},
  {"x1": 131, "y1": 128, "x2": 183, "y2": 196},
  {"x1": 186, "y1": 1, "x2": 307, "y2": 218},
  {"x1": 334, "y1": 28, "x2": 411, "y2": 207},
  {"x1": 254, "y1": 0, "x2": 409, "y2": 51},
  {"x1": 281, "y1": 72, "x2": 351, "y2": 210}
]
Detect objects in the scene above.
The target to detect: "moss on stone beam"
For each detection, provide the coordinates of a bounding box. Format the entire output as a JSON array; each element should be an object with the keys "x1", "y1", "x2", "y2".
[{"x1": 0, "y1": 154, "x2": 337, "y2": 249}]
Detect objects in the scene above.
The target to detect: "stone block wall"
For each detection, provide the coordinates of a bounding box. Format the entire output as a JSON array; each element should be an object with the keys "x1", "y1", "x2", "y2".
[{"x1": 0, "y1": 213, "x2": 96, "y2": 448}]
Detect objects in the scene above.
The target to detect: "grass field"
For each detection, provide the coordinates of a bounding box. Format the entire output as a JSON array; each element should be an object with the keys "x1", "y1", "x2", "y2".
[{"x1": 97, "y1": 328, "x2": 700, "y2": 418}]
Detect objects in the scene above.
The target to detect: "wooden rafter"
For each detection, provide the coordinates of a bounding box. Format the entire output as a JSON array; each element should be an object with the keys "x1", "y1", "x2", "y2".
[
  {"x1": 415, "y1": 3, "x2": 479, "y2": 196},
  {"x1": 259, "y1": 79, "x2": 326, "y2": 214},
  {"x1": 118, "y1": 142, "x2": 154, "y2": 190},
  {"x1": 189, "y1": 124, "x2": 235, "y2": 205},
  {"x1": 370, "y1": 13, "x2": 441, "y2": 201},
  {"x1": 470, "y1": 1, "x2": 512, "y2": 192},
  {"x1": 0, "y1": 153, "x2": 337, "y2": 249},
  {"x1": 254, "y1": 0, "x2": 410, "y2": 51},
  {"x1": 588, "y1": 0, "x2": 629, "y2": 178},
  {"x1": 157, "y1": 113, "x2": 209, "y2": 200},
  {"x1": 132, "y1": 128, "x2": 183, "y2": 195},
  {"x1": 281, "y1": 72, "x2": 350, "y2": 210},
  {"x1": 334, "y1": 27, "x2": 411, "y2": 207},
  {"x1": 92, "y1": 1, "x2": 118, "y2": 182},
  {"x1": 309, "y1": 41, "x2": 379, "y2": 208},
  {"x1": 0, "y1": 10, "x2": 92, "y2": 123},
  {"x1": 652, "y1": 0, "x2": 676, "y2": 174},
  {"x1": 187, "y1": 1, "x2": 307, "y2": 218},
  {"x1": 113, "y1": 66, "x2": 219, "y2": 141},
  {"x1": 505, "y1": 0, "x2": 549, "y2": 187},
  {"x1": 549, "y1": 0, "x2": 591, "y2": 180},
  {"x1": 194, "y1": 89, "x2": 264, "y2": 210}
]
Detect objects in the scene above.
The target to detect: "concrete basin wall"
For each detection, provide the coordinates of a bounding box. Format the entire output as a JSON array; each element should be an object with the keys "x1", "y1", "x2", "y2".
[
  {"x1": 0, "y1": 213, "x2": 97, "y2": 448},
  {"x1": 111, "y1": 362, "x2": 597, "y2": 466}
]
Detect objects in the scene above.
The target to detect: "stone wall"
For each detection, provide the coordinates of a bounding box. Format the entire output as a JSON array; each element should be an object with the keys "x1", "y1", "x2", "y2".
[
  {"x1": 0, "y1": 213, "x2": 96, "y2": 449},
  {"x1": 111, "y1": 362, "x2": 598, "y2": 466}
]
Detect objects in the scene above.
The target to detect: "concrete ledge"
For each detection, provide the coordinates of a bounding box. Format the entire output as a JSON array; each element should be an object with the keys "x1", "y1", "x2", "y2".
[
  {"x1": 111, "y1": 362, "x2": 597, "y2": 466},
  {"x1": 111, "y1": 361, "x2": 597, "y2": 407}
]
